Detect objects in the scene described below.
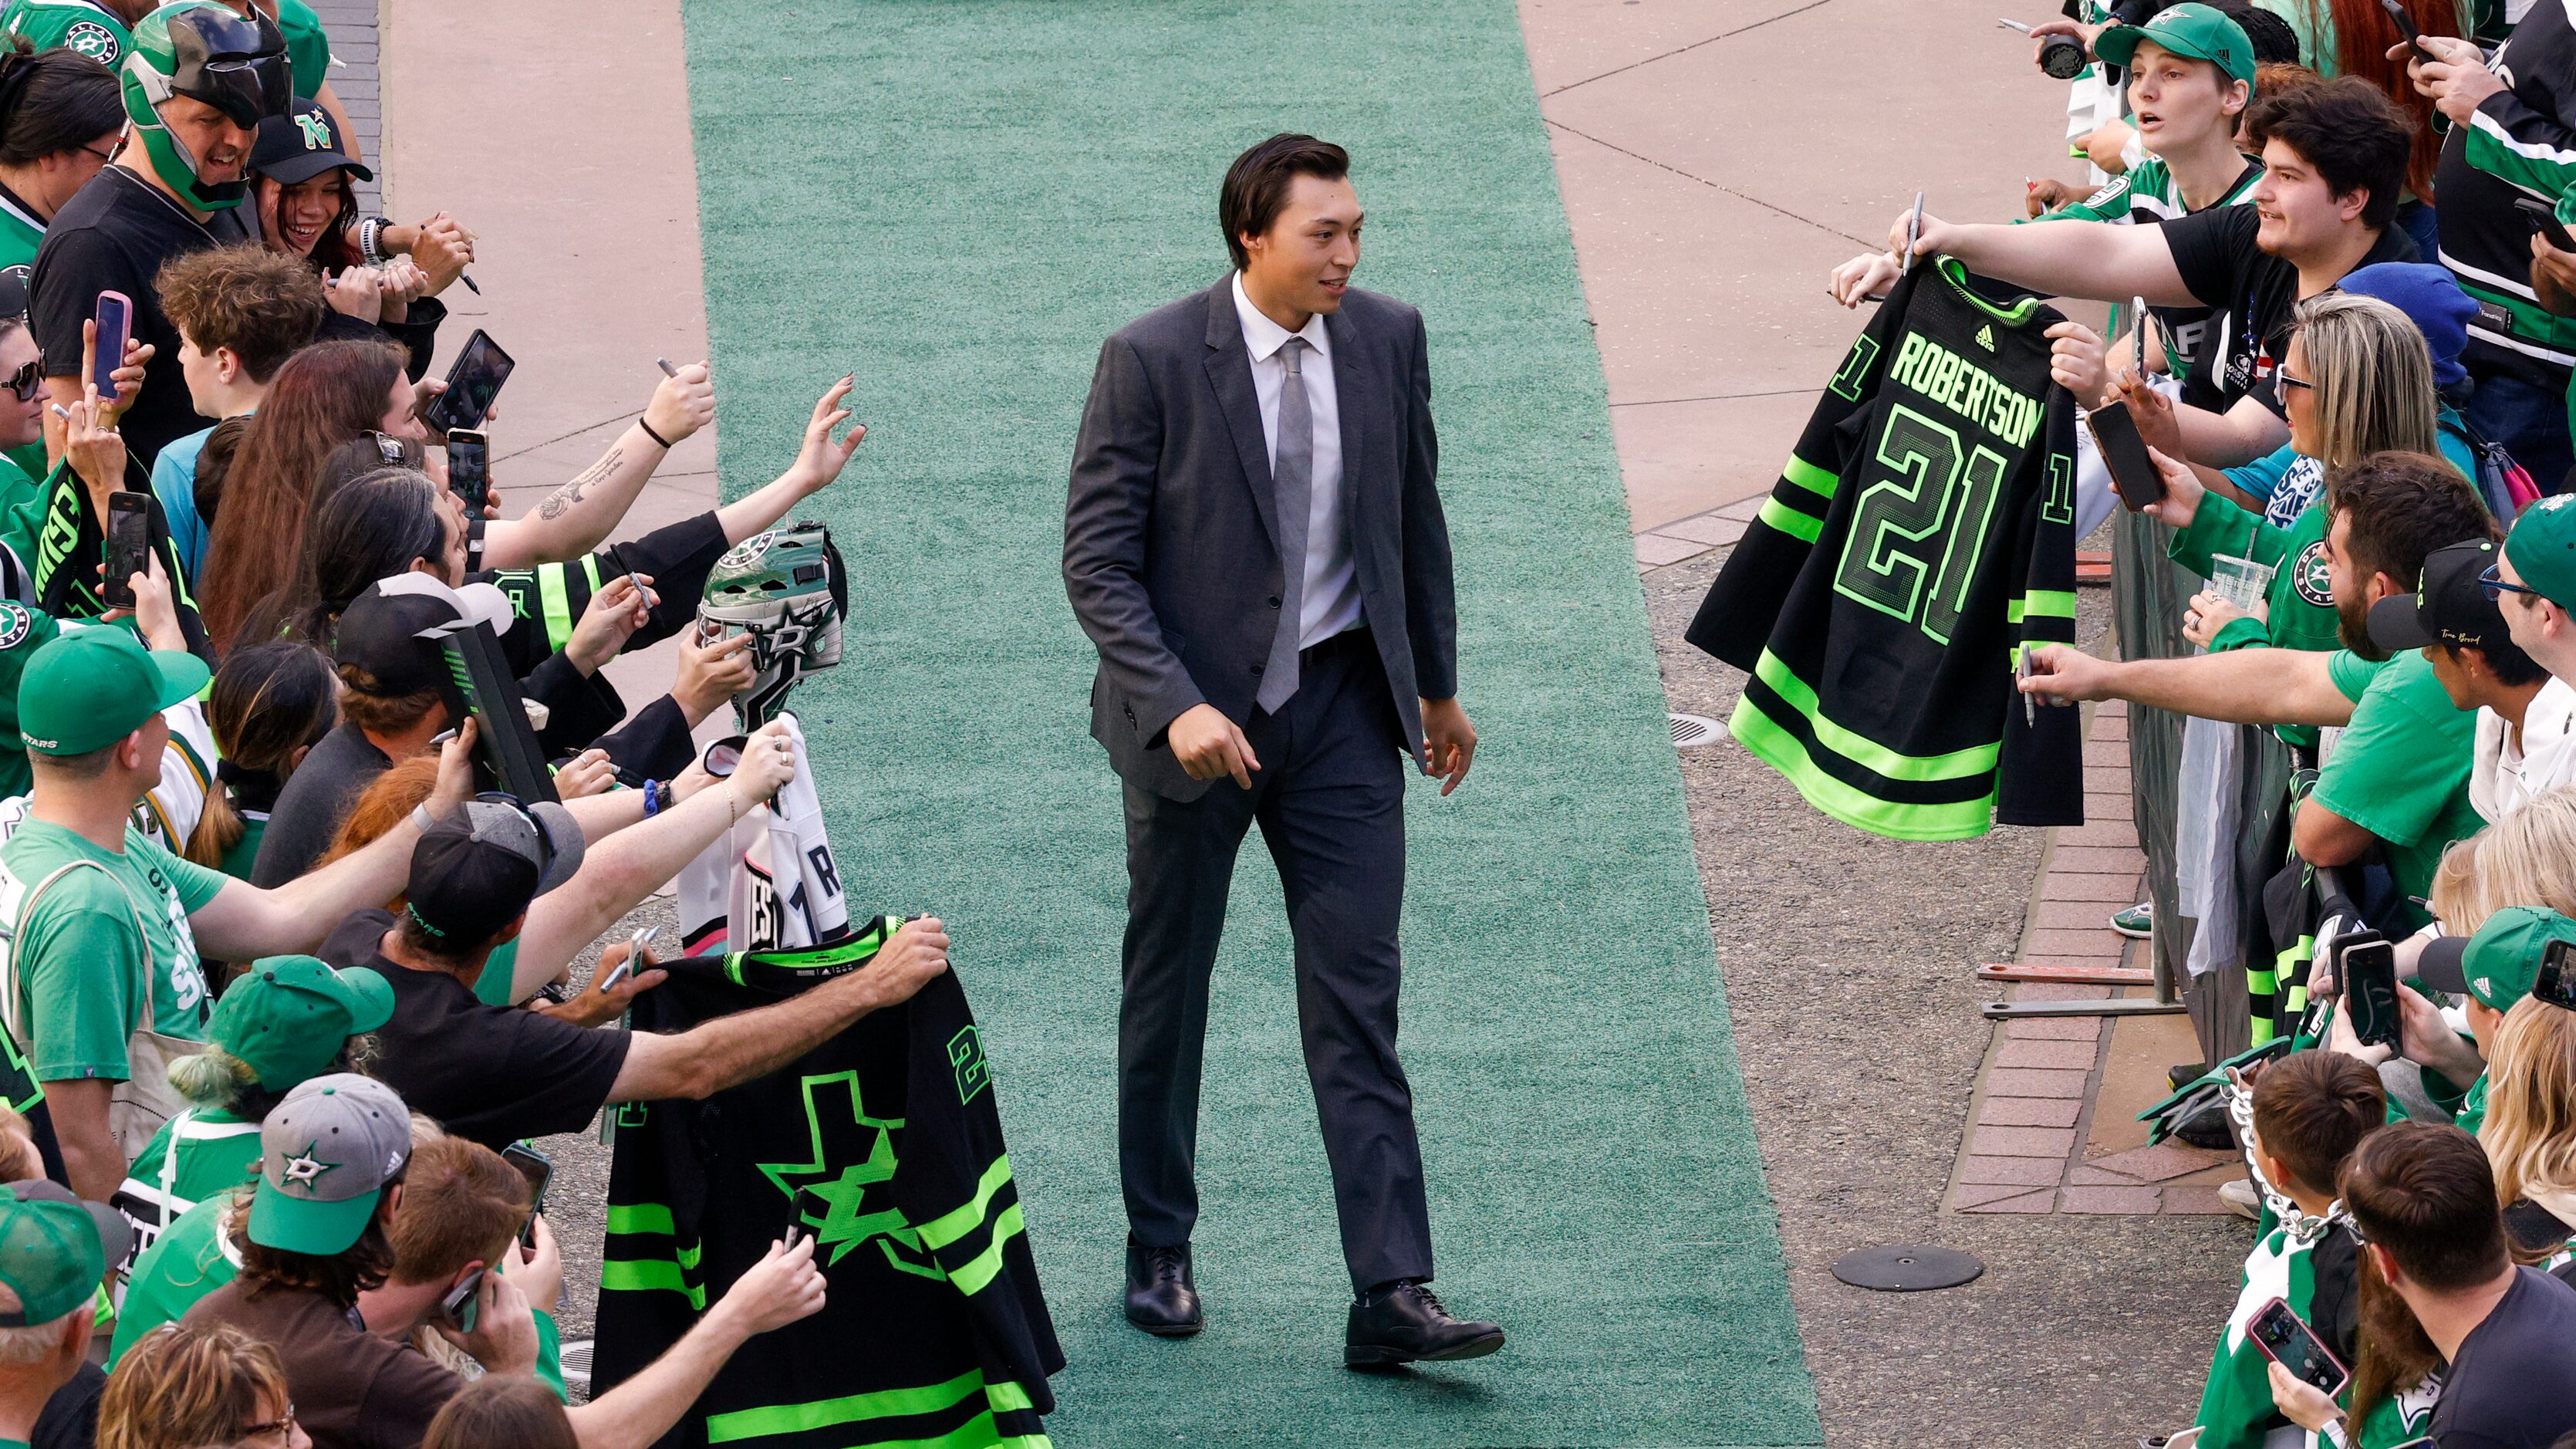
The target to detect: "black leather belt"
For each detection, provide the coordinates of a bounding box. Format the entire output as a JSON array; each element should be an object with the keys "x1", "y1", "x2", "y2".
[{"x1": 1299, "y1": 626, "x2": 1371, "y2": 667}]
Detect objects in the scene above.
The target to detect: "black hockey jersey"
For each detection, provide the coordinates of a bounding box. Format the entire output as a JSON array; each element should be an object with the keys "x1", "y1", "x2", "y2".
[
  {"x1": 595, "y1": 918, "x2": 1063, "y2": 1449},
  {"x1": 1685, "y1": 258, "x2": 2084, "y2": 840}
]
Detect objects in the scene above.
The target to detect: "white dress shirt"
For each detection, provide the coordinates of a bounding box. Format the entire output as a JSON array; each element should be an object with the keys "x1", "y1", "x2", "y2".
[
  {"x1": 1232, "y1": 272, "x2": 1362, "y2": 650},
  {"x1": 2473, "y1": 675, "x2": 2576, "y2": 822}
]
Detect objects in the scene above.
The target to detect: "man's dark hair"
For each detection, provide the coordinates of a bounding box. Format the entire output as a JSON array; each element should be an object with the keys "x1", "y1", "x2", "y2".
[
  {"x1": 395, "y1": 906, "x2": 510, "y2": 966},
  {"x1": 2243, "y1": 76, "x2": 2412, "y2": 230},
  {"x1": 2252, "y1": 1049, "x2": 2384, "y2": 1197},
  {"x1": 0, "y1": 42, "x2": 122, "y2": 167},
  {"x1": 2202, "y1": 0, "x2": 2301, "y2": 64},
  {"x1": 227, "y1": 1182, "x2": 402, "y2": 1308},
  {"x1": 2338, "y1": 1122, "x2": 2509, "y2": 1292},
  {"x1": 2456, "y1": 635, "x2": 2549, "y2": 687},
  {"x1": 1219, "y1": 133, "x2": 1349, "y2": 271},
  {"x1": 2329, "y1": 450, "x2": 2497, "y2": 594}
]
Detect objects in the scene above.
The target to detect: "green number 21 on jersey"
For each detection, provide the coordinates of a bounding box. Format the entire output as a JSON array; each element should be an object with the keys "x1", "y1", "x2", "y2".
[{"x1": 1831, "y1": 404, "x2": 2017, "y2": 647}]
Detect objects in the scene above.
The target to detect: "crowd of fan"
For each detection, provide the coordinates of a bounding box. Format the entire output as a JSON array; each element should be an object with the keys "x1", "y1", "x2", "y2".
[
  {"x1": 0, "y1": 2, "x2": 973, "y2": 1449},
  {"x1": 1828, "y1": 0, "x2": 2576, "y2": 1442}
]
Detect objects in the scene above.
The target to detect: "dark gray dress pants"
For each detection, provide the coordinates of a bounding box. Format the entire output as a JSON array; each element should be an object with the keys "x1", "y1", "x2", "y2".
[{"x1": 1116, "y1": 628, "x2": 1433, "y2": 1292}]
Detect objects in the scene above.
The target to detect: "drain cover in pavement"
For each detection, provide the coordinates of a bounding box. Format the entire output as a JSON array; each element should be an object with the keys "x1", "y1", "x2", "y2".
[
  {"x1": 1669, "y1": 712, "x2": 1724, "y2": 748},
  {"x1": 1832, "y1": 1245, "x2": 1983, "y2": 1292}
]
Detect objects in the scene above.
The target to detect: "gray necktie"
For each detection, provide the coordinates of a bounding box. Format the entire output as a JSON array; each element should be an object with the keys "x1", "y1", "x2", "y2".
[{"x1": 1257, "y1": 337, "x2": 1312, "y2": 714}]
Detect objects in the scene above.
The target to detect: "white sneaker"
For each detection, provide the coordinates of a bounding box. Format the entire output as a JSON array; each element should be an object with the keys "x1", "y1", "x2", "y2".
[{"x1": 2218, "y1": 1179, "x2": 2261, "y2": 1221}]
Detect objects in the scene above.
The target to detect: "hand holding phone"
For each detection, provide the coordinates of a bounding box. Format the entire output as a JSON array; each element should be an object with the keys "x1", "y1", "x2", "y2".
[
  {"x1": 2517, "y1": 195, "x2": 2576, "y2": 254},
  {"x1": 2380, "y1": 0, "x2": 2441, "y2": 63},
  {"x1": 2250, "y1": 1295, "x2": 2350, "y2": 1398},
  {"x1": 89, "y1": 292, "x2": 129, "y2": 406},
  {"x1": 444, "y1": 428, "x2": 490, "y2": 512},
  {"x1": 103, "y1": 490, "x2": 149, "y2": 610},
  {"x1": 440, "y1": 1266, "x2": 485, "y2": 1333},
  {"x1": 424, "y1": 330, "x2": 514, "y2": 435},
  {"x1": 2337, "y1": 934, "x2": 2400, "y2": 1049},
  {"x1": 2085, "y1": 401, "x2": 2167, "y2": 507}
]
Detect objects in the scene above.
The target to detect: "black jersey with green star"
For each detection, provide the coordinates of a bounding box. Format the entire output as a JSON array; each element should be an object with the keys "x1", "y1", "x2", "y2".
[
  {"x1": 1685, "y1": 258, "x2": 2084, "y2": 839},
  {"x1": 595, "y1": 919, "x2": 1063, "y2": 1449}
]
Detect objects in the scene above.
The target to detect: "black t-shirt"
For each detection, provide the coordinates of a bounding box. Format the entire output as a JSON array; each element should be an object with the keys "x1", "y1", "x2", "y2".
[
  {"x1": 322, "y1": 908, "x2": 630, "y2": 1149},
  {"x1": 249, "y1": 724, "x2": 392, "y2": 888},
  {"x1": 2162, "y1": 207, "x2": 2418, "y2": 416},
  {"x1": 2426, "y1": 1266, "x2": 2576, "y2": 1449},
  {"x1": 28, "y1": 167, "x2": 252, "y2": 468}
]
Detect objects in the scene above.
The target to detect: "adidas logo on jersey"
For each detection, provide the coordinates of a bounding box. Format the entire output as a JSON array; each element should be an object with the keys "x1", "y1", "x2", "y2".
[{"x1": 1974, "y1": 325, "x2": 1996, "y2": 352}]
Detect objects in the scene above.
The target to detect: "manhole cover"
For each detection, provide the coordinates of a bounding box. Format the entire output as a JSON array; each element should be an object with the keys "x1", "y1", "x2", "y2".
[
  {"x1": 1832, "y1": 1245, "x2": 1983, "y2": 1292},
  {"x1": 1670, "y1": 712, "x2": 1724, "y2": 748}
]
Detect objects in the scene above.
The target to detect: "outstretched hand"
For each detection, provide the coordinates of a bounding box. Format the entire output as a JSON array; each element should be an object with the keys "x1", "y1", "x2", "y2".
[{"x1": 785, "y1": 376, "x2": 865, "y2": 498}]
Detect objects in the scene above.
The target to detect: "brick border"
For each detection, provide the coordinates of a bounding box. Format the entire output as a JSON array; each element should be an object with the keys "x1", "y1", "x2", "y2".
[{"x1": 1941, "y1": 699, "x2": 2243, "y2": 1215}]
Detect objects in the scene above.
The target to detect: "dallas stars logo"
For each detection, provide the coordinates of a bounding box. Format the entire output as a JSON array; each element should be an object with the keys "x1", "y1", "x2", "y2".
[
  {"x1": 61, "y1": 21, "x2": 115, "y2": 61},
  {"x1": 277, "y1": 1143, "x2": 336, "y2": 1192},
  {"x1": 755, "y1": 1071, "x2": 938, "y2": 1278},
  {"x1": 2294, "y1": 539, "x2": 2334, "y2": 608}
]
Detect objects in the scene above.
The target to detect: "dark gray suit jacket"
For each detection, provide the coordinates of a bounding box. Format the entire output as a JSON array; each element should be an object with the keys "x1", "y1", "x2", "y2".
[{"x1": 1065, "y1": 276, "x2": 1457, "y2": 802}]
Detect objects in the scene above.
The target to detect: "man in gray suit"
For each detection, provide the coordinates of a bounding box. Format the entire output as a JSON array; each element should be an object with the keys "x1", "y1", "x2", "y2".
[{"x1": 1064, "y1": 133, "x2": 1497, "y2": 1368}]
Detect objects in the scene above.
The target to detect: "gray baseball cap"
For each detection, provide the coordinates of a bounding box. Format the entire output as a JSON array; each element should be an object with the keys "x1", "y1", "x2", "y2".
[
  {"x1": 404, "y1": 798, "x2": 585, "y2": 949},
  {"x1": 248, "y1": 1073, "x2": 411, "y2": 1255}
]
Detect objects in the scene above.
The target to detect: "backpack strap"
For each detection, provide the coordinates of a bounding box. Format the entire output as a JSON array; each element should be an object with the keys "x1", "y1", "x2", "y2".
[{"x1": 0, "y1": 857, "x2": 158, "y2": 1046}]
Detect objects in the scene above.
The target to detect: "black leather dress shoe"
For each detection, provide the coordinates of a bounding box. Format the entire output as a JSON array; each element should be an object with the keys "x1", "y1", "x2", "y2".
[
  {"x1": 1345, "y1": 1281, "x2": 1504, "y2": 1367},
  {"x1": 1124, "y1": 1239, "x2": 1202, "y2": 1336}
]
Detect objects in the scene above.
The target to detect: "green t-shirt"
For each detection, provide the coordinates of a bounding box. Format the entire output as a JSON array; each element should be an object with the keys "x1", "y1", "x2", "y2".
[
  {"x1": 107, "y1": 1187, "x2": 235, "y2": 1366},
  {"x1": 119, "y1": 1106, "x2": 260, "y2": 1230},
  {"x1": 2314, "y1": 650, "x2": 2483, "y2": 931},
  {"x1": 0, "y1": 0, "x2": 128, "y2": 66},
  {"x1": 1, "y1": 820, "x2": 225, "y2": 1080}
]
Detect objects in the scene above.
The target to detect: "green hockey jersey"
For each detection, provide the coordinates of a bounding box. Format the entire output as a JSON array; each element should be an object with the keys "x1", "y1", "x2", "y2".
[
  {"x1": 1685, "y1": 257, "x2": 2084, "y2": 839},
  {"x1": 2433, "y1": 0, "x2": 2576, "y2": 393},
  {"x1": 2195, "y1": 1215, "x2": 2362, "y2": 1449},
  {"x1": 596, "y1": 920, "x2": 1062, "y2": 1449}
]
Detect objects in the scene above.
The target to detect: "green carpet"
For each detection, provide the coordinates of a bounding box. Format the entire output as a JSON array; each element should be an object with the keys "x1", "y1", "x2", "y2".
[{"x1": 677, "y1": 2, "x2": 1819, "y2": 1443}]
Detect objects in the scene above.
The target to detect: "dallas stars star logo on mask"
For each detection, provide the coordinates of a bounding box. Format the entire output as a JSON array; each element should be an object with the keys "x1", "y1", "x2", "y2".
[
  {"x1": 277, "y1": 1143, "x2": 338, "y2": 1192},
  {"x1": 755, "y1": 1070, "x2": 938, "y2": 1278}
]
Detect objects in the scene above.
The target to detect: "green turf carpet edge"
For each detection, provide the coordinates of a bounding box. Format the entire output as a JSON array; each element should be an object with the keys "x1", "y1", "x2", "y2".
[{"x1": 675, "y1": 2, "x2": 1821, "y2": 1443}]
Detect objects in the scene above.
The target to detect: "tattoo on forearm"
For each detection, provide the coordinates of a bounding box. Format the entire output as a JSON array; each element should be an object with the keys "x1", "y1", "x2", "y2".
[{"x1": 538, "y1": 446, "x2": 624, "y2": 521}]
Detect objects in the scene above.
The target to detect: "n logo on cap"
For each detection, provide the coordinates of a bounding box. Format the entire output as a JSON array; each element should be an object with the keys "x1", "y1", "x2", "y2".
[{"x1": 295, "y1": 113, "x2": 329, "y2": 150}]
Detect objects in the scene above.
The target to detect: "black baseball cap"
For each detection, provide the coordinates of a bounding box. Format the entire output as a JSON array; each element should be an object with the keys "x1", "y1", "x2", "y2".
[
  {"x1": 333, "y1": 576, "x2": 510, "y2": 697},
  {"x1": 249, "y1": 97, "x2": 372, "y2": 185},
  {"x1": 404, "y1": 799, "x2": 584, "y2": 949},
  {"x1": 2368, "y1": 539, "x2": 2514, "y2": 654}
]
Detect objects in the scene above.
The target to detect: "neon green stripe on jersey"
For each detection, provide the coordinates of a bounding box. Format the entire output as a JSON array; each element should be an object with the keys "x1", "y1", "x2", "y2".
[
  {"x1": 1728, "y1": 692, "x2": 1997, "y2": 840},
  {"x1": 2007, "y1": 590, "x2": 2078, "y2": 624},
  {"x1": 599, "y1": 1257, "x2": 706, "y2": 1309},
  {"x1": 1756, "y1": 497, "x2": 1822, "y2": 543},
  {"x1": 1781, "y1": 455, "x2": 1838, "y2": 500},
  {"x1": 1754, "y1": 649, "x2": 1999, "y2": 781},
  {"x1": 917, "y1": 1156, "x2": 1014, "y2": 1251},
  {"x1": 605, "y1": 1202, "x2": 674, "y2": 1236},
  {"x1": 702, "y1": 1367, "x2": 993, "y2": 1444}
]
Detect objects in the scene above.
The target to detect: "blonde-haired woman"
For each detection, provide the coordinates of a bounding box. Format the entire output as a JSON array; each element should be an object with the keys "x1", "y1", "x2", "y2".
[
  {"x1": 2478, "y1": 998, "x2": 2576, "y2": 1261},
  {"x1": 99, "y1": 1322, "x2": 307, "y2": 1449}
]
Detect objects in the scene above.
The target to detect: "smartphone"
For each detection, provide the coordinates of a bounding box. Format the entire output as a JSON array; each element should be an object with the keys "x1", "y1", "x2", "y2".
[
  {"x1": 2085, "y1": 401, "x2": 2166, "y2": 507},
  {"x1": 2249, "y1": 1296, "x2": 2350, "y2": 1397},
  {"x1": 424, "y1": 329, "x2": 514, "y2": 435},
  {"x1": 89, "y1": 290, "x2": 129, "y2": 403},
  {"x1": 2517, "y1": 195, "x2": 2576, "y2": 253},
  {"x1": 103, "y1": 490, "x2": 149, "y2": 610},
  {"x1": 501, "y1": 1141, "x2": 550, "y2": 1248},
  {"x1": 444, "y1": 428, "x2": 490, "y2": 513},
  {"x1": 785, "y1": 1184, "x2": 829, "y2": 1248},
  {"x1": 441, "y1": 1266, "x2": 484, "y2": 1334},
  {"x1": 2380, "y1": 0, "x2": 2441, "y2": 63},
  {"x1": 1902, "y1": 190, "x2": 1924, "y2": 276},
  {"x1": 2131, "y1": 297, "x2": 2149, "y2": 379},
  {"x1": 2537, "y1": 937, "x2": 2576, "y2": 1010},
  {"x1": 2340, "y1": 935, "x2": 2400, "y2": 1048}
]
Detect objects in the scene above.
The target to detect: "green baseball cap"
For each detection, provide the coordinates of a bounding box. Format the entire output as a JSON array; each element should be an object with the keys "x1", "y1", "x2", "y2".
[
  {"x1": 2095, "y1": 2, "x2": 2258, "y2": 88},
  {"x1": 248, "y1": 1074, "x2": 410, "y2": 1255},
  {"x1": 16, "y1": 626, "x2": 208, "y2": 756},
  {"x1": 2416, "y1": 905, "x2": 2576, "y2": 1010},
  {"x1": 208, "y1": 958, "x2": 395, "y2": 1090},
  {"x1": 2505, "y1": 493, "x2": 2576, "y2": 610},
  {"x1": 0, "y1": 1180, "x2": 129, "y2": 1326}
]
